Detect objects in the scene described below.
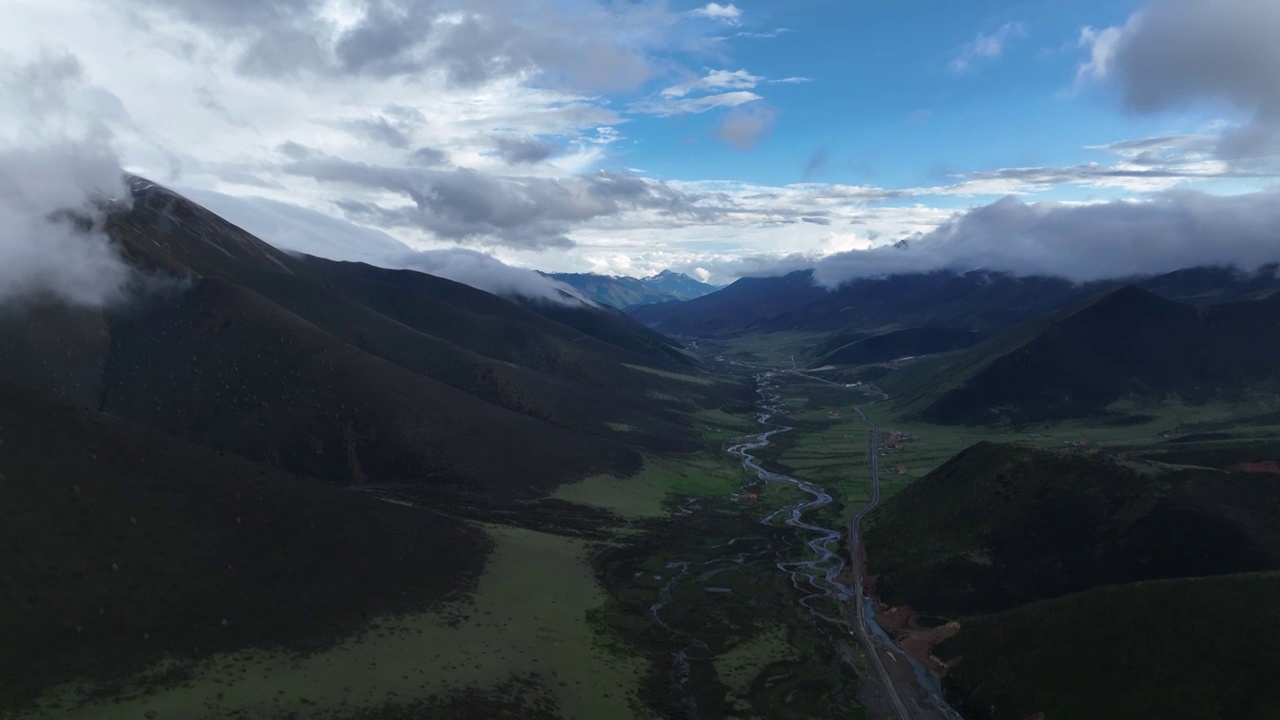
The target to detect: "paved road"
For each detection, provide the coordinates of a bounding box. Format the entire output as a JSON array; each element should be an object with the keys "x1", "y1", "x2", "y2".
[{"x1": 848, "y1": 406, "x2": 914, "y2": 720}]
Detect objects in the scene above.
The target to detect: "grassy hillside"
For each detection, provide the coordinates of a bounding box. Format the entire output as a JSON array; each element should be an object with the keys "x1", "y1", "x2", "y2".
[
  {"x1": 884, "y1": 285, "x2": 1280, "y2": 425},
  {"x1": 819, "y1": 327, "x2": 980, "y2": 366},
  {"x1": 0, "y1": 381, "x2": 488, "y2": 708},
  {"x1": 936, "y1": 572, "x2": 1280, "y2": 720},
  {"x1": 865, "y1": 442, "x2": 1280, "y2": 615}
]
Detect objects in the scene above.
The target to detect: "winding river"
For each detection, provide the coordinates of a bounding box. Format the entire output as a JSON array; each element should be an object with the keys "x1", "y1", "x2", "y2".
[{"x1": 647, "y1": 369, "x2": 961, "y2": 719}]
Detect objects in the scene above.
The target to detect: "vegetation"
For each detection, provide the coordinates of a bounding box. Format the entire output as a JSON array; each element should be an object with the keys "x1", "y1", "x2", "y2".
[{"x1": 936, "y1": 572, "x2": 1280, "y2": 720}]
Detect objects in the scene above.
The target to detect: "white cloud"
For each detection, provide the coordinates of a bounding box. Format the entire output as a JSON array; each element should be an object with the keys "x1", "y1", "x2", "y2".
[
  {"x1": 0, "y1": 51, "x2": 133, "y2": 307},
  {"x1": 811, "y1": 189, "x2": 1280, "y2": 287},
  {"x1": 690, "y1": 3, "x2": 742, "y2": 25},
  {"x1": 631, "y1": 90, "x2": 763, "y2": 116},
  {"x1": 949, "y1": 21, "x2": 1027, "y2": 74}
]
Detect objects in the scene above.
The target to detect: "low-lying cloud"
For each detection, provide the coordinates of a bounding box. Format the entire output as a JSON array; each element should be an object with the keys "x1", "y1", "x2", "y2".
[
  {"x1": 811, "y1": 188, "x2": 1280, "y2": 287},
  {"x1": 0, "y1": 52, "x2": 133, "y2": 306},
  {"x1": 181, "y1": 187, "x2": 585, "y2": 304}
]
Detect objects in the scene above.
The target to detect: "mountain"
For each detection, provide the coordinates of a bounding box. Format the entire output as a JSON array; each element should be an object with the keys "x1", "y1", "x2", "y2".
[
  {"x1": 935, "y1": 572, "x2": 1280, "y2": 720},
  {"x1": 897, "y1": 285, "x2": 1280, "y2": 425},
  {"x1": 818, "y1": 327, "x2": 981, "y2": 366},
  {"x1": 546, "y1": 269, "x2": 719, "y2": 308},
  {"x1": 629, "y1": 270, "x2": 1112, "y2": 339},
  {"x1": 627, "y1": 267, "x2": 1280, "y2": 342},
  {"x1": 865, "y1": 442, "x2": 1280, "y2": 616},
  {"x1": 865, "y1": 441, "x2": 1280, "y2": 720},
  {"x1": 0, "y1": 177, "x2": 733, "y2": 706}
]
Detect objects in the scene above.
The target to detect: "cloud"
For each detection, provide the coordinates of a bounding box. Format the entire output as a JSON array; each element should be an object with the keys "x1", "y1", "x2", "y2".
[
  {"x1": 662, "y1": 68, "x2": 761, "y2": 98},
  {"x1": 691, "y1": 3, "x2": 742, "y2": 25},
  {"x1": 281, "y1": 156, "x2": 718, "y2": 249},
  {"x1": 1079, "y1": 0, "x2": 1280, "y2": 160},
  {"x1": 395, "y1": 248, "x2": 586, "y2": 304},
  {"x1": 810, "y1": 188, "x2": 1280, "y2": 287},
  {"x1": 135, "y1": 0, "x2": 680, "y2": 93},
  {"x1": 715, "y1": 103, "x2": 777, "y2": 151},
  {"x1": 0, "y1": 52, "x2": 133, "y2": 307},
  {"x1": 949, "y1": 21, "x2": 1027, "y2": 74},
  {"x1": 490, "y1": 135, "x2": 557, "y2": 164},
  {"x1": 180, "y1": 187, "x2": 585, "y2": 303},
  {"x1": 407, "y1": 146, "x2": 449, "y2": 166},
  {"x1": 631, "y1": 90, "x2": 762, "y2": 116}
]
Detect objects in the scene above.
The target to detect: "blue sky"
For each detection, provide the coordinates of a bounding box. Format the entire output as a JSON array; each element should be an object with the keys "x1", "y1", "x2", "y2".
[{"x1": 4, "y1": 0, "x2": 1280, "y2": 298}]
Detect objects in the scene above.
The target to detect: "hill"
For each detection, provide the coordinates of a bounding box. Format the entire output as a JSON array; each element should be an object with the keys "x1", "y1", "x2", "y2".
[
  {"x1": 546, "y1": 269, "x2": 719, "y2": 308},
  {"x1": 628, "y1": 270, "x2": 1110, "y2": 339},
  {"x1": 0, "y1": 178, "x2": 739, "y2": 708},
  {"x1": 627, "y1": 266, "x2": 1280, "y2": 344},
  {"x1": 865, "y1": 442, "x2": 1280, "y2": 616},
  {"x1": 908, "y1": 286, "x2": 1280, "y2": 425},
  {"x1": 0, "y1": 379, "x2": 488, "y2": 707},
  {"x1": 819, "y1": 327, "x2": 980, "y2": 366},
  {"x1": 935, "y1": 571, "x2": 1280, "y2": 720}
]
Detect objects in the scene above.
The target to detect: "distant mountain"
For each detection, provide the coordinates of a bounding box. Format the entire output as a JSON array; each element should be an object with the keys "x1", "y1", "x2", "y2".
[
  {"x1": 629, "y1": 269, "x2": 1112, "y2": 339},
  {"x1": 897, "y1": 285, "x2": 1280, "y2": 425},
  {"x1": 0, "y1": 177, "x2": 731, "y2": 704},
  {"x1": 546, "y1": 269, "x2": 719, "y2": 308},
  {"x1": 628, "y1": 266, "x2": 1280, "y2": 341}
]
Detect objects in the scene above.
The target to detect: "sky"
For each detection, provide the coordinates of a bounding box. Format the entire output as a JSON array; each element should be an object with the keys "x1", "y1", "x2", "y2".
[{"x1": 2, "y1": 0, "x2": 1280, "y2": 300}]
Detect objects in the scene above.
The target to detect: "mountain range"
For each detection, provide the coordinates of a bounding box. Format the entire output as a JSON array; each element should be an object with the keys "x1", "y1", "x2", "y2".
[
  {"x1": 0, "y1": 177, "x2": 737, "y2": 707},
  {"x1": 546, "y1": 269, "x2": 720, "y2": 308}
]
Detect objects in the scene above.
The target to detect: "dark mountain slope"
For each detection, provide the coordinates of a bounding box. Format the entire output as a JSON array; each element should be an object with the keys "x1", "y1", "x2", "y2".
[
  {"x1": 917, "y1": 286, "x2": 1280, "y2": 424},
  {"x1": 101, "y1": 278, "x2": 634, "y2": 492},
  {"x1": 936, "y1": 572, "x2": 1280, "y2": 720},
  {"x1": 819, "y1": 327, "x2": 980, "y2": 366},
  {"x1": 0, "y1": 380, "x2": 486, "y2": 707},
  {"x1": 864, "y1": 442, "x2": 1280, "y2": 616}
]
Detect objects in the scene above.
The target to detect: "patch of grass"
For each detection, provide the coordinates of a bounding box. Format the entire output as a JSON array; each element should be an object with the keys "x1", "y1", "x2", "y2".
[
  {"x1": 25, "y1": 525, "x2": 652, "y2": 720},
  {"x1": 623, "y1": 364, "x2": 716, "y2": 385}
]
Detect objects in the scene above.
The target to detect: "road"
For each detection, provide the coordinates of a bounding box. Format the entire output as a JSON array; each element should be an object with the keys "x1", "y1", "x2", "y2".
[{"x1": 848, "y1": 405, "x2": 914, "y2": 720}]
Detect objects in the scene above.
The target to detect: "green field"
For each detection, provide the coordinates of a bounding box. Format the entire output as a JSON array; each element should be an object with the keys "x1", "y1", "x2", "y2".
[{"x1": 24, "y1": 525, "x2": 651, "y2": 720}]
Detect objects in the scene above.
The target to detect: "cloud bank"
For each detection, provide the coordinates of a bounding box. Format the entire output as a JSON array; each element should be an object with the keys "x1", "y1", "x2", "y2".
[
  {"x1": 811, "y1": 189, "x2": 1280, "y2": 287},
  {"x1": 1083, "y1": 0, "x2": 1280, "y2": 160},
  {"x1": 0, "y1": 52, "x2": 132, "y2": 306}
]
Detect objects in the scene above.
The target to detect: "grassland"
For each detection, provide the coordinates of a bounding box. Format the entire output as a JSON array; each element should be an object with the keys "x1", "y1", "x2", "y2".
[{"x1": 22, "y1": 524, "x2": 650, "y2": 720}]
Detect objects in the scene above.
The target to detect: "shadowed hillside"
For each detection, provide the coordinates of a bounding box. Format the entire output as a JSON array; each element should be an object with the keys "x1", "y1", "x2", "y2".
[
  {"x1": 819, "y1": 327, "x2": 980, "y2": 366},
  {"x1": 0, "y1": 380, "x2": 489, "y2": 708},
  {"x1": 936, "y1": 572, "x2": 1280, "y2": 720},
  {"x1": 865, "y1": 442, "x2": 1280, "y2": 616},
  {"x1": 0, "y1": 178, "x2": 744, "y2": 711},
  {"x1": 914, "y1": 286, "x2": 1280, "y2": 425}
]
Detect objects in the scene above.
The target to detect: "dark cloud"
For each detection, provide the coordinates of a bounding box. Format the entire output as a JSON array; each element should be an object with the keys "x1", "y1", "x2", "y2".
[
  {"x1": 491, "y1": 135, "x2": 557, "y2": 164},
  {"x1": 714, "y1": 102, "x2": 777, "y2": 151},
  {"x1": 281, "y1": 157, "x2": 717, "y2": 250},
  {"x1": 277, "y1": 141, "x2": 316, "y2": 160},
  {"x1": 138, "y1": 0, "x2": 667, "y2": 91},
  {"x1": 1100, "y1": 0, "x2": 1280, "y2": 160},
  {"x1": 406, "y1": 146, "x2": 449, "y2": 167},
  {"x1": 810, "y1": 189, "x2": 1280, "y2": 287},
  {"x1": 342, "y1": 116, "x2": 412, "y2": 148},
  {"x1": 801, "y1": 216, "x2": 830, "y2": 225}
]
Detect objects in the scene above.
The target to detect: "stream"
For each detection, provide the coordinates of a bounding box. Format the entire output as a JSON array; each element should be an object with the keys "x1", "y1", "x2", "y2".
[{"x1": 646, "y1": 370, "x2": 961, "y2": 719}]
